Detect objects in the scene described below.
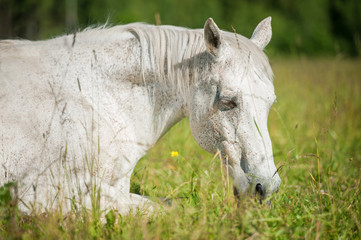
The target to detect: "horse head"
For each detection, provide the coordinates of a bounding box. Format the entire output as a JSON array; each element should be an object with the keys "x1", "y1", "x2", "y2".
[{"x1": 189, "y1": 17, "x2": 281, "y2": 200}]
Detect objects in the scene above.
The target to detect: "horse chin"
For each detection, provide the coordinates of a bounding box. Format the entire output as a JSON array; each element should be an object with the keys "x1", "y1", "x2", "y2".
[
  {"x1": 233, "y1": 183, "x2": 272, "y2": 206},
  {"x1": 232, "y1": 178, "x2": 250, "y2": 197}
]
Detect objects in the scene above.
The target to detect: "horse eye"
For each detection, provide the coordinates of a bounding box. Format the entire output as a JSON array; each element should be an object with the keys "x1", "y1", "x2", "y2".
[{"x1": 217, "y1": 99, "x2": 237, "y2": 111}]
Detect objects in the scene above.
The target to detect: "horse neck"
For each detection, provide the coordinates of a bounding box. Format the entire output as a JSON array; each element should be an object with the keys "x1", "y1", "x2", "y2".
[
  {"x1": 129, "y1": 26, "x2": 210, "y2": 142},
  {"x1": 140, "y1": 59, "x2": 189, "y2": 142},
  {"x1": 45, "y1": 27, "x2": 201, "y2": 147}
]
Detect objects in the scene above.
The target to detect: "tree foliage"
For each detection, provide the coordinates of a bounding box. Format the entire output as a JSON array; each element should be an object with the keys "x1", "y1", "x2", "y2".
[{"x1": 0, "y1": 0, "x2": 360, "y2": 56}]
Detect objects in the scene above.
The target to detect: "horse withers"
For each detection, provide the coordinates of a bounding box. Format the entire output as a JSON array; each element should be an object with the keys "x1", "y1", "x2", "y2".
[{"x1": 0, "y1": 17, "x2": 280, "y2": 214}]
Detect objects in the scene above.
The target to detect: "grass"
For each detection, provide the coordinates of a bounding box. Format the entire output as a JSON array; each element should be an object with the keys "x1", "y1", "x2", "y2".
[{"x1": 1, "y1": 58, "x2": 360, "y2": 239}]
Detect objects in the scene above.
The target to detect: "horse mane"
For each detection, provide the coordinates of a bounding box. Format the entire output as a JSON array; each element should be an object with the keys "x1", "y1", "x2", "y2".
[
  {"x1": 125, "y1": 24, "x2": 207, "y2": 98},
  {"x1": 0, "y1": 39, "x2": 31, "y2": 47},
  {"x1": 124, "y1": 23, "x2": 273, "y2": 96},
  {"x1": 0, "y1": 22, "x2": 273, "y2": 96}
]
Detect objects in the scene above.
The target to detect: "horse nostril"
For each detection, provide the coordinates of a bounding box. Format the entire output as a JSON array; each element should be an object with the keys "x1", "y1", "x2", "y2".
[{"x1": 255, "y1": 183, "x2": 264, "y2": 196}]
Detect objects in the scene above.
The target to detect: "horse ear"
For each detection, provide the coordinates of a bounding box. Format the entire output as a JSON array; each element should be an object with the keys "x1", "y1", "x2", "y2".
[
  {"x1": 204, "y1": 18, "x2": 222, "y2": 56},
  {"x1": 251, "y1": 17, "x2": 272, "y2": 50}
]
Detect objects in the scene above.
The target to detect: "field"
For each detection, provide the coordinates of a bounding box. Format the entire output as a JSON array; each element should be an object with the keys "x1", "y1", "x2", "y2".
[{"x1": 1, "y1": 58, "x2": 360, "y2": 239}]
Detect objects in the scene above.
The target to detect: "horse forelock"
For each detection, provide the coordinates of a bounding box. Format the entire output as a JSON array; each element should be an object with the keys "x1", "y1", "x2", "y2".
[{"x1": 222, "y1": 31, "x2": 274, "y2": 85}]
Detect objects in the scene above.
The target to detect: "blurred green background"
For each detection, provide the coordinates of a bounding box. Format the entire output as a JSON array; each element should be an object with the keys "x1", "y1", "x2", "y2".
[{"x1": 0, "y1": 0, "x2": 360, "y2": 57}]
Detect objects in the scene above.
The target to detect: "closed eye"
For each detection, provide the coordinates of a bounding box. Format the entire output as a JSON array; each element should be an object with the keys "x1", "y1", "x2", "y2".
[{"x1": 217, "y1": 99, "x2": 237, "y2": 111}]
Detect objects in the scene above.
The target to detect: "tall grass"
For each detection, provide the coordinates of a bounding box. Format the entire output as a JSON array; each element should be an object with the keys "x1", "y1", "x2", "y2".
[{"x1": 0, "y1": 58, "x2": 360, "y2": 239}]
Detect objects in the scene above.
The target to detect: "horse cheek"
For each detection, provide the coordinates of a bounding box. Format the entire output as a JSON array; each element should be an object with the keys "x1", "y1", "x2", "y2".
[{"x1": 189, "y1": 113, "x2": 219, "y2": 154}]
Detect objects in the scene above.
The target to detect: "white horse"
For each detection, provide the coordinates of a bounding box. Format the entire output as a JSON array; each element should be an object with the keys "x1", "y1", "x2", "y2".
[{"x1": 0, "y1": 17, "x2": 281, "y2": 214}]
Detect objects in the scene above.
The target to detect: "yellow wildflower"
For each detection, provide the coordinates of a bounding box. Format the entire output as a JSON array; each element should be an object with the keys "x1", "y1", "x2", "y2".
[{"x1": 170, "y1": 151, "x2": 179, "y2": 157}]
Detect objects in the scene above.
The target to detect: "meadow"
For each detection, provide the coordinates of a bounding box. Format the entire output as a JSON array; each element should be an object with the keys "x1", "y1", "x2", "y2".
[{"x1": 0, "y1": 58, "x2": 360, "y2": 239}]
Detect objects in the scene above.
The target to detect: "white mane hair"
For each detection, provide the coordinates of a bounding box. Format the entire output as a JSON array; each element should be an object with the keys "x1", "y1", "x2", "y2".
[
  {"x1": 1, "y1": 22, "x2": 273, "y2": 97},
  {"x1": 112, "y1": 23, "x2": 273, "y2": 97},
  {"x1": 0, "y1": 39, "x2": 31, "y2": 46},
  {"x1": 126, "y1": 24, "x2": 209, "y2": 98}
]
